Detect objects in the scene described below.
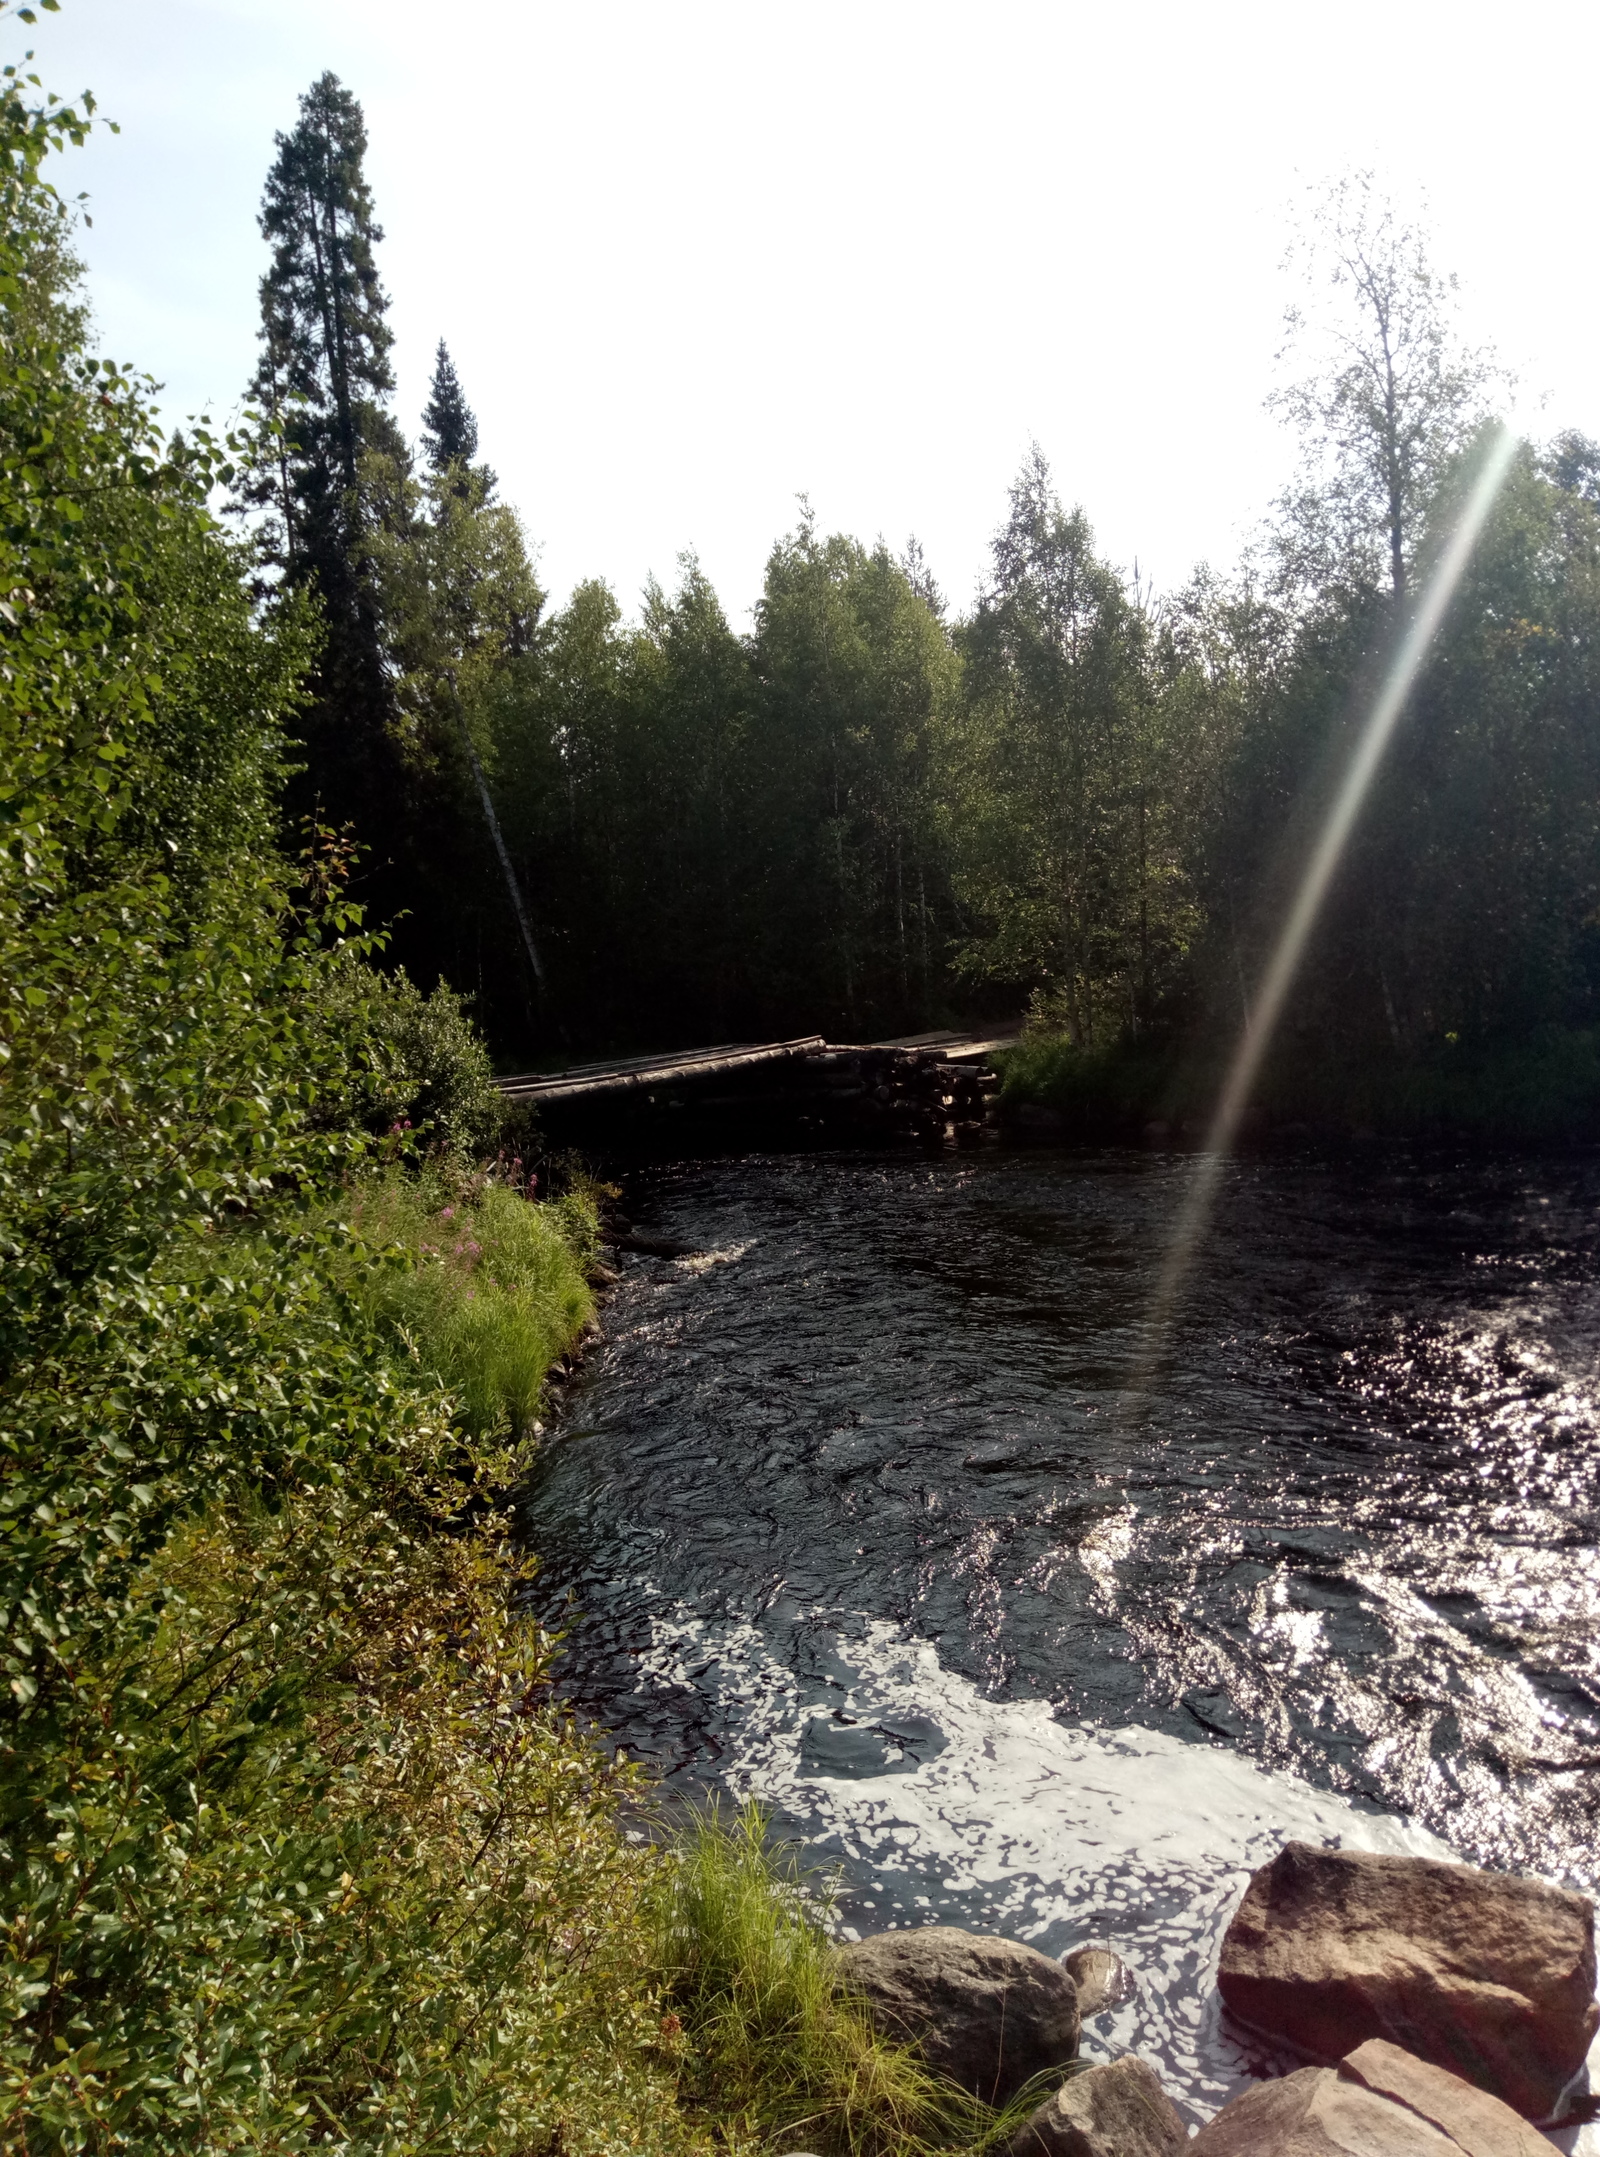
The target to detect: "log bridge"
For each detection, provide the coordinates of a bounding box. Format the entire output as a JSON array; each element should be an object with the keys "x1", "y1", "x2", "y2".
[{"x1": 497, "y1": 1029, "x2": 1015, "y2": 1149}]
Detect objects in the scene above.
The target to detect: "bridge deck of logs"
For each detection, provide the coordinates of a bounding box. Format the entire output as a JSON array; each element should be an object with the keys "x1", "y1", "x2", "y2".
[{"x1": 497, "y1": 1028, "x2": 1016, "y2": 1147}]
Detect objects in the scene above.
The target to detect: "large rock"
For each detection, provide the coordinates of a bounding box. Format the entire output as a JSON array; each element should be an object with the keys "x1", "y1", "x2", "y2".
[
  {"x1": 838, "y1": 1925, "x2": 1080, "y2": 2108},
  {"x1": 1005, "y1": 2054, "x2": 1187, "y2": 2157},
  {"x1": 1189, "y1": 2064, "x2": 1461, "y2": 2157},
  {"x1": 1198, "y1": 2062, "x2": 1457, "y2": 2157},
  {"x1": 1340, "y1": 2040, "x2": 1552, "y2": 2157},
  {"x1": 1216, "y1": 1841, "x2": 1598, "y2": 2120},
  {"x1": 1189, "y1": 2041, "x2": 1552, "y2": 2157}
]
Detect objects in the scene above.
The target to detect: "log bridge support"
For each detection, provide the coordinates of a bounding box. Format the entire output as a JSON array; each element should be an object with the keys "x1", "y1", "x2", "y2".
[
  {"x1": 497, "y1": 1029, "x2": 1012, "y2": 1151},
  {"x1": 792, "y1": 1041, "x2": 999, "y2": 1146}
]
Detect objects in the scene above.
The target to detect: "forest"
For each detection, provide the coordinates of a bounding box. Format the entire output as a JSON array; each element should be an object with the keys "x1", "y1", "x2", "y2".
[{"x1": 246, "y1": 76, "x2": 1600, "y2": 1127}]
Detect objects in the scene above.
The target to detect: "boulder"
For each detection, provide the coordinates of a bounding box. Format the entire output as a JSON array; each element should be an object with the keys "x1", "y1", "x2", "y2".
[
  {"x1": 1216, "y1": 1841, "x2": 1597, "y2": 2120},
  {"x1": 1005, "y1": 2054, "x2": 1187, "y2": 2157},
  {"x1": 1189, "y1": 2064, "x2": 1461, "y2": 2157},
  {"x1": 1339, "y1": 2040, "x2": 1552, "y2": 2157},
  {"x1": 838, "y1": 1924, "x2": 1080, "y2": 2108},
  {"x1": 1189, "y1": 2041, "x2": 1552, "y2": 2157},
  {"x1": 1062, "y1": 1945, "x2": 1135, "y2": 2018}
]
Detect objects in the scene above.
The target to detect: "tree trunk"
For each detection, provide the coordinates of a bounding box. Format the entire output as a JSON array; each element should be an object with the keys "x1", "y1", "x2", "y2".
[{"x1": 1137, "y1": 787, "x2": 1151, "y2": 1033}]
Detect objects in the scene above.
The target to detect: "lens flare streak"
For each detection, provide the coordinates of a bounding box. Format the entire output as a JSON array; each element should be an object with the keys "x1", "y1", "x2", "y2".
[{"x1": 1132, "y1": 428, "x2": 1522, "y2": 1397}]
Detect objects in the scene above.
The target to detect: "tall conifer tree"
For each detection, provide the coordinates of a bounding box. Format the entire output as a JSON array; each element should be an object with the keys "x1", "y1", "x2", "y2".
[
  {"x1": 248, "y1": 73, "x2": 400, "y2": 840},
  {"x1": 422, "y1": 340, "x2": 477, "y2": 468},
  {"x1": 422, "y1": 339, "x2": 496, "y2": 501}
]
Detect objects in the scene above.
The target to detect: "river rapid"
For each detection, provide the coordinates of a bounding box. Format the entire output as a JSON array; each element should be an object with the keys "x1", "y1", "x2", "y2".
[{"x1": 520, "y1": 1146, "x2": 1600, "y2": 2126}]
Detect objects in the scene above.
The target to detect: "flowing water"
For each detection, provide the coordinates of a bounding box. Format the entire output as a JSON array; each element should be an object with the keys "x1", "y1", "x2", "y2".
[{"x1": 519, "y1": 1145, "x2": 1600, "y2": 2126}]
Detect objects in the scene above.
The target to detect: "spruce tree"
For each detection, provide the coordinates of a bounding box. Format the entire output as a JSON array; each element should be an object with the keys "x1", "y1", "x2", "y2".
[
  {"x1": 421, "y1": 339, "x2": 496, "y2": 500},
  {"x1": 247, "y1": 73, "x2": 400, "y2": 842},
  {"x1": 422, "y1": 340, "x2": 477, "y2": 469}
]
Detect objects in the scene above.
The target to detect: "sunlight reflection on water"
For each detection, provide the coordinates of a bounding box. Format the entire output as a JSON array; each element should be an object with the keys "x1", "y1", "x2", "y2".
[{"x1": 523, "y1": 1145, "x2": 1600, "y2": 2123}]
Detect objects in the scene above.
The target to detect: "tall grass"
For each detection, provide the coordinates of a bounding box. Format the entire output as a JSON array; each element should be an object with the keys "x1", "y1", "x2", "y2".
[
  {"x1": 345, "y1": 1172, "x2": 597, "y2": 1437},
  {"x1": 655, "y1": 1806, "x2": 1029, "y2": 2156}
]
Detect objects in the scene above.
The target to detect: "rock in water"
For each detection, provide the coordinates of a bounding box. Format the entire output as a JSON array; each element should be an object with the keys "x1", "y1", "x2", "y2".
[
  {"x1": 838, "y1": 1925, "x2": 1080, "y2": 2108},
  {"x1": 1339, "y1": 2040, "x2": 1553, "y2": 2157},
  {"x1": 1216, "y1": 1842, "x2": 1598, "y2": 2120},
  {"x1": 1006, "y1": 2055, "x2": 1187, "y2": 2157},
  {"x1": 1189, "y1": 2040, "x2": 1553, "y2": 2157},
  {"x1": 1061, "y1": 1944, "x2": 1135, "y2": 2018},
  {"x1": 1189, "y1": 2064, "x2": 1460, "y2": 2157}
]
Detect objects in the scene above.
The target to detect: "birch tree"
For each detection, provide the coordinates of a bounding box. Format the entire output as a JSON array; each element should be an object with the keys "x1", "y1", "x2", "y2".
[{"x1": 1272, "y1": 173, "x2": 1500, "y2": 607}]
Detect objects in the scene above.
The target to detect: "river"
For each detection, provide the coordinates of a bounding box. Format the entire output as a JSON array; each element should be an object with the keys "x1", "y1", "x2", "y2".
[{"x1": 520, "y1": 1145, "x2": 1600, "y2": 2126}]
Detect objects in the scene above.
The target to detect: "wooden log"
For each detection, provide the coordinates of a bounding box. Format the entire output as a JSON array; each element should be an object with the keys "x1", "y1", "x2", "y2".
[{"x1": 497, "y1": 1034, "x2": 826, "y2": 1103}]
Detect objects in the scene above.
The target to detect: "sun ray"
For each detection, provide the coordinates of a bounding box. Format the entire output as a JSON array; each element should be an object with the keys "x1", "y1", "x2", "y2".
[{"x1": 1123, "y1": 425, "x2": 1521, "y2": 1414}]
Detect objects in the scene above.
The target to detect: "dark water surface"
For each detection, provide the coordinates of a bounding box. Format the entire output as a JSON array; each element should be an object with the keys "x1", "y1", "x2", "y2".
[{"x1": 520, "y1": 1147, "x2": 1600, "y2": 2119}]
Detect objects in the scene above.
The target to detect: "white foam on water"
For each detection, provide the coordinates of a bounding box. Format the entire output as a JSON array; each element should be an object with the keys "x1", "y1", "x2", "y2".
[
  {"x1": 637, "y1": 1607, "x2": 1599, "y2": 2138},
  {"x1": 670, "y1": 1241, "x2": 755, "y2": 1273}
]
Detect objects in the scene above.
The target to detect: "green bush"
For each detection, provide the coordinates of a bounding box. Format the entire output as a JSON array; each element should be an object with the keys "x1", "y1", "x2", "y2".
[
  {"x1": 318, "y1": 956, "x2": 508, "y2": 1160},
  {"x1": 997, "y1": 1030, "x2": 1189, "y2": 1133},
  {"x1": 998, "y1": 1022, "x2": 1600, "y2": 1145},
  {"x1": 1299, "y1": 1027, "x2": 1600, "y2": 1142}
]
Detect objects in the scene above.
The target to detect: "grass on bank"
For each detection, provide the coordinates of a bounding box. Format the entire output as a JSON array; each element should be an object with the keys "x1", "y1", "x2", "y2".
[
  {"x1": 342, "y1": 1166, "x2": 601, "y2": 1437},
  {"x1": 656, "y1": 1806, "x2": 1034, "y2": 2156}
]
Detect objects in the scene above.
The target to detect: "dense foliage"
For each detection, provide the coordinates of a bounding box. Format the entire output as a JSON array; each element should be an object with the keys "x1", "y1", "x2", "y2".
[{"x1": 0, "y1": 44, "x2": 682, "y2": 2154}]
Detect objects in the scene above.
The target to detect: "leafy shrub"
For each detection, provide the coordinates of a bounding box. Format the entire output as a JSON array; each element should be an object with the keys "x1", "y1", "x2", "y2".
[
  {"x1": 318, "y1": 956, "x2": 507, "y2": 1159},
  {"x1": 1291, "y1": 1026, "x2": 1600, "y2": 1142},
  {"x1": 999, "y1": 1021, "x2": 1600, "y2": 1145},
  {"x1": 997, "y1": 1030, "x2": 1189, "y2": 1134}
]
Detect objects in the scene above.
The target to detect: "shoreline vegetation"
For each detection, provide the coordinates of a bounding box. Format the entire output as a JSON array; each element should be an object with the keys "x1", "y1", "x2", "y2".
[{"x1": 995, "y1": 1023, "x2": 1600, "y2": 1148}]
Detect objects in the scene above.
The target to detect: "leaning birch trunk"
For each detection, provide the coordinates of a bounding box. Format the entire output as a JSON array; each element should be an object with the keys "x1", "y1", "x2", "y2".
[{"x1": 446, "y1": 669, "x2": 549, "y2": 1000}]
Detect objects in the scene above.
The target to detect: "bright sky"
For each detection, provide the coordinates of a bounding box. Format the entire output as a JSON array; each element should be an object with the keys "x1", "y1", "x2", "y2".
[{"x1": 20, "y1": 0, "x2": 1600, "y2": 625}]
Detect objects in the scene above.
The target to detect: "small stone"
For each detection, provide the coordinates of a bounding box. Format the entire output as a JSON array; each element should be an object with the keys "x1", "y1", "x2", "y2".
[
  {"x1": 1006, "y1": 2054, "x2": 1187, "y2": 2157},
  {"x1": 1061, "y1": 1945, "x2": 1135, "y2": 2018},
  {"x1": 838, "y1": 1924, "x2": 1080, "y2": 2109}
]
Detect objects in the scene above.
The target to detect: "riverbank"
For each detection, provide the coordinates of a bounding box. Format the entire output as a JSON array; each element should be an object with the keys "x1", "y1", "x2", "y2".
[
  {"x1": 334, "y1": 1169, "x2": 1031, "y2": 2154},
  {"x1": 994, "y1": 1025, "x2": 1600, "y2": 1145},
  {"x1": 12, "y1": 1148, "x2": 1022, "y2": 2156}
]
